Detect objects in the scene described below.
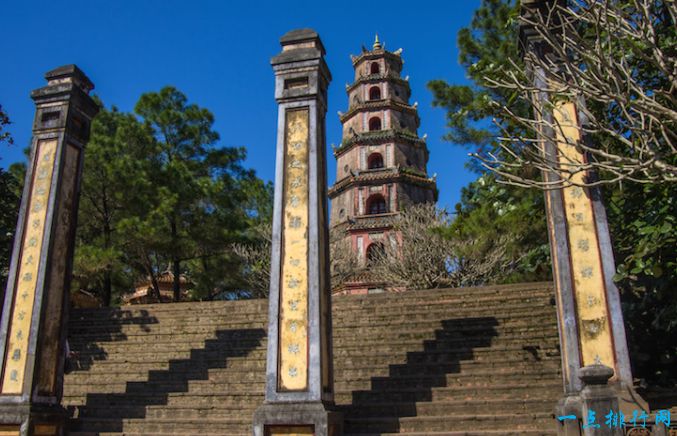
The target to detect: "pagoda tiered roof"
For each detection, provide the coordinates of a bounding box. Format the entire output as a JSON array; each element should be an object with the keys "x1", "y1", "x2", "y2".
[
  {"x1": 334, "y1": 128, "x2": 426, "y2": 157},
  {"x1": 345, "y1": 73, "x2": 410, "y2": 93},
  {"x1": 339, "y1": 98, "x2": 419, "y2": 124},
  {"x1": 350, "y1": 48, "x2": 403, "y2": 67},
  {"x1": 332, "y1": 212, "x2": 398, "y2": 232},
  {"x1": 328, "y1": 166, "x2": 436, "y2": 198}
]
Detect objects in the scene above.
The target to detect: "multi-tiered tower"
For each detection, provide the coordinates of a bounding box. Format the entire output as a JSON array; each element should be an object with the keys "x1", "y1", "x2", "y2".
[{"x1": 329, "y1": 36, "x2": 436, "y2": 294}]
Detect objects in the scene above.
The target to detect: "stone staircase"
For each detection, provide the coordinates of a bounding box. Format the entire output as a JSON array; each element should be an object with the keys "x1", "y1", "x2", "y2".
[{"x1": 64, "y1": 282, "x2": 562, "y2": 435}]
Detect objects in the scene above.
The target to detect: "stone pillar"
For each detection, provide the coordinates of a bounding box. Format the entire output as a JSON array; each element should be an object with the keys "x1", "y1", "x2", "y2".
[
  {"x1": 253, "y1": 29, "x2": 342, "y2": 436},
  {"x1": 518, "y1": 0, "x2": 647, "y2": 425},
  {"x1": 0, "y1": 65, "x2": 98, "y2": 435}
]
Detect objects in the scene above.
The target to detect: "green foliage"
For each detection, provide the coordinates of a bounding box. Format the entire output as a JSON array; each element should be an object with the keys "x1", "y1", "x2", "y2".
[
  {"x1": 428, "y1": 0, "x2": 551, "y2": 282},
  {"x1": 3, "y1": 90, "x2": 273, "y2": 306},
  {"x1": 447, "y1": 174, "x2": 551, "y2": 284},
  {"x1": 74, "y1": 102, "x2": 159, "y2": 305},
  {"x1": 428, "y1": 0, "x2": 526, "y2": 168},
  {"x1": 606, "y1": 182, "x2": 677, "y2": 384},
  {"x1": 131, "y1": 86, "x2": 271, "y2": 301},
  {"x1": 0, "y1": 104, "x2": 13, "y2": 146},
  {"x1": 0, "y1": 168, "x2": 20, "y2": 292},
  {"x1": 0, "y1": 106, "x2": 18, "y2": 293},
  {"x1": 71, "y1": 89, "x2": 273, "y2": 305},
  {"x1": 430, "y1": 0, "x2": 676, "y2": 384}
]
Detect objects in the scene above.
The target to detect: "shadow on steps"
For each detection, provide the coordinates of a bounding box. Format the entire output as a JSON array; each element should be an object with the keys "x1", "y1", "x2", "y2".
[
  {"x1": 67, "y1": 327, "x2": 266, "y2": 433},
  {"x1": 69, "y1": 308, "x2": 159, "y2": 371},
  {"x1": 340, "y1": 316, "x2": 498, "y2": 434}
]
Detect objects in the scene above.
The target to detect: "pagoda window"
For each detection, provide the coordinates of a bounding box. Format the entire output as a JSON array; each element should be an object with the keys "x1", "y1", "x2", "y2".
[
  {"x1": 368, "y1": 117, "x2": 382, "y2": 131},
  {"x1": 367, "y1": 153, "x2": 384, "y2": 169},
  {"x1": 370, "y1": 62, "x2": 380, "y2": 75},
  {"x1": 366, "y1": 194, "x2": 387, "y2": 215},
  {"x1": 369, "y1": 86, "x2": 381, "y2": 100},
  {"x1": 366, "y1": 242, "x2": 385, "y2": 265}
]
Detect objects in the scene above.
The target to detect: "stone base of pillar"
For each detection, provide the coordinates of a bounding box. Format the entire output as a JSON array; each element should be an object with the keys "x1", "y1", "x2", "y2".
[
  {"x1": 253, "y1": 402, "x2": 343, "y2": 436},
  {"x1": 555, "y1": 394, "x2": 584, "y2": 436},
  {"x1": 614, "y1": 382, "x2": 649, "y2": 417},
  {"x1": 0, "y1": 403, "x2": 66, "y2": 436},
  {"x1": 554, "y1": 365, "x2": 660, "y2": 436}
]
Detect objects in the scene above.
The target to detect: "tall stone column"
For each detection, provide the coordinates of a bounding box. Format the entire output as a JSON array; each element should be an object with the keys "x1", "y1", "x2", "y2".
[
  {"x1": 519, "y1": 0, "x2": 647, "y2": 430},
  {"x1": 0, "y1": 65, "x2": 98, "y2": 435},
  {"x1": 253, "y1": 29, "x2": 342, "y2": 436}
]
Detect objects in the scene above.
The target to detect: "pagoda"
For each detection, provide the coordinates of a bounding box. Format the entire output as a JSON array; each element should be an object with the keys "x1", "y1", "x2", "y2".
[{"x1": 329, "y1": 35, "x2": 437, "y2": 295}]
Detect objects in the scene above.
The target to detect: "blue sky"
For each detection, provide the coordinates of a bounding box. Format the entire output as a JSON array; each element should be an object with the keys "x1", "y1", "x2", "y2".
[{"x1": 0, "y1": 0, "x2": 481, "y2": 209}]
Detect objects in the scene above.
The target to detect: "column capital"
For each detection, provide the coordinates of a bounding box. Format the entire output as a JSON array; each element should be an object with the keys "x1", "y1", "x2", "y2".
[{"x1": 271, "y1": 28, "x2": 331, "y2": 107}]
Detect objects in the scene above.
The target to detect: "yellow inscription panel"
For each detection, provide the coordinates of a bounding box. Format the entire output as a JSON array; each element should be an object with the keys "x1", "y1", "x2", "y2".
[
  {"x1": 33, "y1": 424, "x2": 58, "y2": 436},
  {"x1": 553, "y1": 102, "x2": 615, "y2": 368},
  {"x1": 0, "y1": 425, "x2": 20, "y2": 436},
  {"x1": 268, "y1": 426, "x2": 314, "y2": 436},
  {"x1": 278, "y1": 108, "x2": 310, "y2": 391},
  {"x1": 2, "y1": 139, "x2": 57, "y2": 394}
]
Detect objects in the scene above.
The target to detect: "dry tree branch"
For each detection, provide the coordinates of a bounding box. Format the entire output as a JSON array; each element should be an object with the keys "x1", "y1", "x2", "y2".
[
  {"x1": 479, "y1": 0, "x2": 676, "y2": 188},
  {"x1": 230, "y1": 222, "x2": 272, "y2": 298}
]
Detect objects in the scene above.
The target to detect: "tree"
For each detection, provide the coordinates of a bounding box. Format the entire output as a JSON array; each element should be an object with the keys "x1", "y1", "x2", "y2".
[
  {"x1": 447, "y1": 173, "x2": 552, "y2": 285},
  {"x1": 0, "y1": 106, "x2": 18, "y2": 294},
  {"x1": 606, "y1": 181, "x2": 676, "y2": 384},
  {"x1": 230, "y1": 221, "x2": 272, "y2": 298},
  {"x1": 430, "y1": 0, "x2": 676, "y2": 385},
  {"x1": 428, "y1": 0, "x2": 552, "y2": 284},
  {"x1": 134, "y1": 86, "x2": 256, "y2": 301},
  {"x1": 1, "y1": 92, "x2": 272, "y2": 305},
  {"x1": 0, "y1": 105, "x2": 12, "y2": 146},
  {"x1": 73, "y1": 102, "x2": 158, "y2": 305},
  {"x1": 329, "y1": 227, "x2": 360, "y2": 291},
  {"x1": 477, "y1": 0, "x2": 676, "y2": 187},
  {"x1": 365, "y1": 203, "x2": 519, "y2": 290},
  {"x1": 0, "y1": 168, "x2": 20, "y2": 292},
  {"x1": 429, "y1": 0, "x2": 526, "y2": 170}
]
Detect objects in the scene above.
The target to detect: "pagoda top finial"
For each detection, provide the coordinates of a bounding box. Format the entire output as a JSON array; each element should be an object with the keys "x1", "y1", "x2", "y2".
[{"x1": 373, "y1": 34, "x2": 382, "y2": 50}]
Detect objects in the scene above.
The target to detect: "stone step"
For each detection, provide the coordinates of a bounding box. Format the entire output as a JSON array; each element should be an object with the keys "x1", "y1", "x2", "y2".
[
  {"x1": 64, "y1": 284, "x2": 564, "y2": 435},
  {"x1": 64, "y1": 388, "x2": 559, "y2": 414},
  {"x1": 347, "y1": 432, "x2": 555, "y2": 436},
  {"x1": 66, "y1": 332, "x2": 558, "y2": 357},
  {"x1": 68, "y1": 303, "x2": 557, "y2": 328},
  {"x1": 65, "y1": 354, "x2": 561, "y2": 379},
  {"x1": 63, "y1": 370, "x2": 562, "y2": 397},
  {"x1": 69, "y1": 283, "x2": 552, "y2": 316},
  {"x1": 63, "y1": 372, "x2": 563, "y2": 397},
  {"x1": 67, "y1": 341, "x2": 560, "y2": 361},
  {"x1": 67, "y1": 325, "x2": 559, "y2": 348},
  {"x1": 68, "y1": 325, "x2": 559, "y2": 351},
  {"x1": 340, "y1": 287, "x2": 553, "y2": 307},
  {"x1": 69, "y1": 294, "x2": 555, "y2": 324},
  {"x1": 68, "y1": 417, "x2": 250, "y2": 433},
  {"x1": 343, "y1": 398, "x2": 557, "y2": 417},
  {"x1": 67, "y1": 327, "x2": 558, "y2": 352},
  {"x1": 64, "y1": 392, "x2": 263, "y2": 408},
  {"x1": 69, "y1": 433, "x2": 240, "y2": 436},
  {"x1": 348, "y1": 382, "x2": 561, "y2": 402},
  {"x1": 335, "y1": 282, "x2": 552, "y2": 299},
  {"x1": 66, "y1": 364, "x2": 560, "y2": 385},
  {"x1": 66, "y1": 357, "x2": 560, "y2": 382},
  {"x1": 345, "y1": 413, "x2": 556, "y2": 433},
  {"x1": 64, "y1": 380, "x2": 562, "y2": 405},
  {"x1": 70, "y1": 396, "x2": 558, "y2": 421},
  {"x1": 66, "y1": 317, "x2": 557, "y2": 341},
  {"x1": 68, "y1": 429, "x2": 552, "y2": 436},
  {"x1": 68, "y1": 317, "x2": 559, "y2": 339},
  {"x1": 67, "y1": 324, "x2": 558, "y2": 348}
]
